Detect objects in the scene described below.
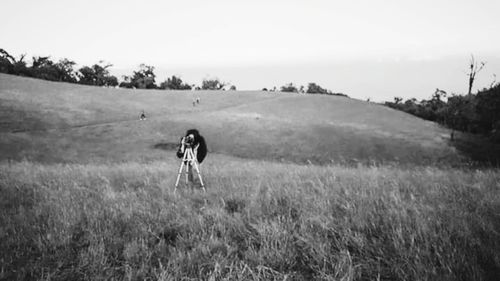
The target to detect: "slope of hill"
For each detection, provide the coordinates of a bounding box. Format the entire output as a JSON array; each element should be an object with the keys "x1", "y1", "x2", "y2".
[{"x1": 0, "y1": 73, "x2": 459, "y2": 165}]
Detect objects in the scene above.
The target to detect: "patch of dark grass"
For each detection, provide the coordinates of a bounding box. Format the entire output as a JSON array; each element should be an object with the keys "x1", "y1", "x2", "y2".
[
  {"x1": 224, "y1": 198, "x2": 246, "y2": 214},
  {"x1": 270, "y1": 196, "x2": 301, "y2": 222},
  {"x1": 152, "y1": 142, "x2": 179, "y2": 151},
  {"x1": 155, "y1": 224, "x2": 181, "y2": 246},
  {"x1": 450, "y1": 132, "x2": 500, "y2": 167}
]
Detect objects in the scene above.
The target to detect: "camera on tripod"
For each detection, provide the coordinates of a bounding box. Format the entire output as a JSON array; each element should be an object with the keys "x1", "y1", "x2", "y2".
[
  {"x1": 176, "y1": 132, "x2": 205, "y2": 192},
  {"x1": 183, "y1": 134, "x2": 195, "y2": 147}
]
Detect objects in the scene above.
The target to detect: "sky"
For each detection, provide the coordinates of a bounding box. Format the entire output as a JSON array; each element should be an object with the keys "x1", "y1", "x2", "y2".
[{"x1": 1, "y1": 0, "x2": 499, "y2": 101}]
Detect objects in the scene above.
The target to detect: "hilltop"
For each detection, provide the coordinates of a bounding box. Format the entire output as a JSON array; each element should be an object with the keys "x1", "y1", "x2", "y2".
[{"x1": 0, "y1": 73, "x2": 459, "y2": 165}]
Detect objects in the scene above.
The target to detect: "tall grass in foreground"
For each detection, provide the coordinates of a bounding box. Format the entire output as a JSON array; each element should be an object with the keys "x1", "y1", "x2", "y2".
[{"x1": 1, "y1": 158, "x2": 499, "y2": 280}]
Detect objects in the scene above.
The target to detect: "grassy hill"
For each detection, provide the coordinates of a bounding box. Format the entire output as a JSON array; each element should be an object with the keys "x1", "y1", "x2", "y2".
[
  {"x1": 0, "y1": 73, "x2": 459, "y2": 165},
  {"x1": 1, "y1": 74, "x2": 499, "y2": 280}
]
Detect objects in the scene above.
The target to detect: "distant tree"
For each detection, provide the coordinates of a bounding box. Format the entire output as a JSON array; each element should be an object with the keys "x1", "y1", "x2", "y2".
[
  {"x1": 229, "y1": 85, "x2": 237, "y2": 91},
  {"x1": 121, "y1": 64, "x2": 157, "y2": 89},
  {"x1": 78, "y1": 61, "x2": 118, "y2": 87},
  {"x1": 1, "y1": 48, "x2": 117, "y2": 86},
  {"x1": 133, "y1": 64, "x2": 156, "y2": 89},
  {"x1": 443, "y1": 94, "x2": 475, "y2": 136},
  {"x1": 280, "y1": 82, "x2": 298, "y2": 93},
  {"x1": 202, "y1": 78, "x2": 225, "y2": 90},
  {"x1": 2, "y1": 49, "x2": 73, "y2": 81},
  {"x1": 30, "y1": 56, "x2": 59, "y2": 81},
  {"x1": 410, "y1": 90, "x2": 447, "y2": 123},
  {"x1": 382, "y1": 84, "x2": 500, "y2": 139},
  {"x1": 475, "y1": 83, "x2": 500, "y2": 135},
  {"x1": 159, "y1": 75, "x2": 192, "y2": 90},
  {"x1": 119, "y1": 75, "x2": 133, "y2": 88},
  {"x1": 402, "y1": 98, "x2": 417, "y2": 114},
  {"x1": 104, "y1": 75, "x2": 118, "y2": 87},
  {"x1": 0, "y1": 48, "x2": 16, "y2": 74},
  {"x1": 262, "y1": 88, "x2": 268, "y2": 91},
  {"x1": 78, "y1": 66, "x2": 96, "y2": 85},
  {"x1": 54, "y1": 58, "x2": 77, "y2": 83},
  {"x1": 467, "y1": 55, "x2": 486, "y2": 95},
  {"x1": 11, "y1": 54, "x2": 30, "y2": 76},
  {"x1": 307, "y1": 82, "x2": 329, "y2": 94},
  {"x1": 93, "y1": 63, "x2": 115, "y2": 86}
]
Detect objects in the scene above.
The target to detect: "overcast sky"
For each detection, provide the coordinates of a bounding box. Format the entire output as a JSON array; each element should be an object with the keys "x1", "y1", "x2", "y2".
[{"x1": 1, "y1": 0, "x2": 499, "y2": 100}]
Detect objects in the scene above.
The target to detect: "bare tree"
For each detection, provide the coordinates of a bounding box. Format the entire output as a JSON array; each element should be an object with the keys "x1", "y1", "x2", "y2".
[{"x1": 467, "y1": 55, "x2": 486, "y2": 95}]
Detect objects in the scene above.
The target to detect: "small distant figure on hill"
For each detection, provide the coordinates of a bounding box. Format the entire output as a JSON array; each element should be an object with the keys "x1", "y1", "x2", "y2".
[
  {"x1": 192, "y1": 99, "x2": 196, "y2": 107},
  {"x1": 140, "y1": 111, "x2": 146, "y2": 120},
  {"x1": 196, "y1": 97, "x2": 200, "y2": 104}
]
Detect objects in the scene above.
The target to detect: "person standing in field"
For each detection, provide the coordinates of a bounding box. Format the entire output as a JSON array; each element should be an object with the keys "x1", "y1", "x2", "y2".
[{"x1": 176, "y1": 129, "x2": 207, "y2": 183}]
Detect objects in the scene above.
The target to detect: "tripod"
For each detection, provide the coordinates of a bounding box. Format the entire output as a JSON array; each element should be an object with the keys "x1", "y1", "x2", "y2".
[{"x1": 174, "y1": 145, "x2": 205, "y2": 192}]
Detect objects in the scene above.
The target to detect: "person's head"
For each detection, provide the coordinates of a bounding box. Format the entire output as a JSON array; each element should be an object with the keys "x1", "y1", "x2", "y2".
[{"x1": 186, "y1": 129, "x2": 200, "y2": 138}]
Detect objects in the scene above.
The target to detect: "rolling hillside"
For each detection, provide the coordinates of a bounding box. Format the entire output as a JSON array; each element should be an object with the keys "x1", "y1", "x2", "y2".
[
  {"x1": 2, "y1": 74, "x2": 500, "y2": 280},
  {"x1": 0, "y1": 73, "x2": 459, "y2": 165}
]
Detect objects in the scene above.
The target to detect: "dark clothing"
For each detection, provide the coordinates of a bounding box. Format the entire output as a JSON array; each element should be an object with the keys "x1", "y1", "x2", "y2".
[{"x1": 176, "y1": 129, "x2": 207, "y2": 163}]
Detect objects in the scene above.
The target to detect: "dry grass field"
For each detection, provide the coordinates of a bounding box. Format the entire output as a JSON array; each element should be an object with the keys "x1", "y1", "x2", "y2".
[
  {"x1": 1, "y1": 157, "x2": 499, "y2": 280},
  {"x1": 1, "y1": 74, "x2": 499, "y2": 280}
]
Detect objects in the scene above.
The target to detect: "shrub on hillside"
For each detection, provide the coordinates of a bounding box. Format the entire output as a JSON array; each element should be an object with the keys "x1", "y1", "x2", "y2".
[
  {"x1": 385, "y1": 84, "x2": 500, "y2": 141},
  {"x1": 159, "y1": 75, "x2": 192, "y2": 90},
  {"x1": 476, "y1": 83, "x2": 500, "y2": 134},
  {"x1": 202, "y1": 78, "x2": 225, "y2": 90},
  {"x1": 306, "y1": 82, "x2": 348, "y2": 97},
  {"x1": 0, "y1": 48, "x2": 16, "y2": 74},
  {"x1": 385, "y1": 89, "x2": 448, "y2": 123},
  {"x1": 78, "y1": 62, "x2": 118, "y2": 87},
  {"x1": 53, "y1": 58, "x2": 78, "y2": 83},
  {"x1": 0, "y1": 49, "x2": 32, "y2": 77},
  {"x1": 306, "y1": 82, "x2": 329, "y2": 94},
  {"x1": 0, "y1": 49, "x2": 30, "y2": 76},
  {"x1": 120, "y1": 64, "x2": 157, "y2": 89},
  {"x1": 1, "y1": 48, "x2": 82, "y2": 83},
  {"x1": 280, "y1": 82, "x2": 298, "y2": 93}
]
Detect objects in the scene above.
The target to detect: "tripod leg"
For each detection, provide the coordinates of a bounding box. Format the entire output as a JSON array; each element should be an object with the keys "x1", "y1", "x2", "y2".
[
  {"x1": 175, "y1": 159, "x2": 185, "y2": 191},
  {"x1": 192, "y1": 160, "x2": 205, "y2": 192},
  {"x1": 185, "y1": 160, "x2": 189, "y2": 185},
  {"x1": 175, "y1": 149, "x2": 189, "y2": 191}
]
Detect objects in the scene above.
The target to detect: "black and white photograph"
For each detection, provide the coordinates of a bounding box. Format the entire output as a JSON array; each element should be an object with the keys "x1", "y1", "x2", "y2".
[{"x1": 1, "y1": 0, "x2": 499, "y2": 279}]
